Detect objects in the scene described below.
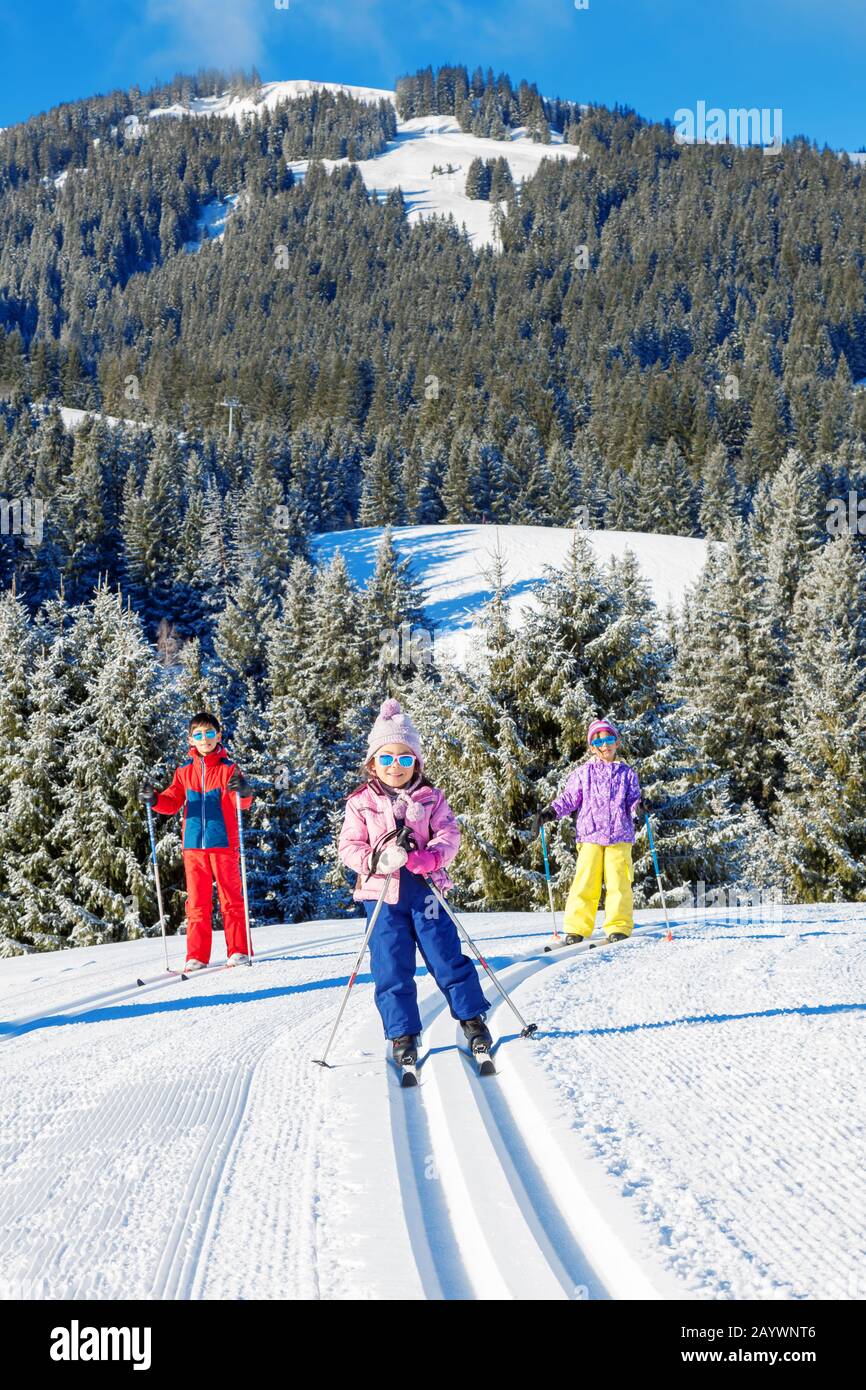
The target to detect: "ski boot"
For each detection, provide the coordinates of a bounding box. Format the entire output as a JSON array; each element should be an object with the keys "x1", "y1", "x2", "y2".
[
  {"x1": 461, "y1": 1016, "x2": 495, "y2": 1075},
  {"x1": 226, "y1": 952, "x2": 250, "y2": 967},
  {"x1": 607, "y1": 933, "x2": 628, "y2": 942},
  {"x1": 184, "y1": 958, "x2": 207, "y2": 972},
  {"x1": 392, "y1": 1034, "x2": 419, "y2": 1086},
  {"x1": 544, "y1": 932, "x2": 587, "y2": 953}
]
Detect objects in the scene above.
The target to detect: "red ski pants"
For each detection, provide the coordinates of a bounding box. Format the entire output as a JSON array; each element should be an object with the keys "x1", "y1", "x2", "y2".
[{"x1": 183, "y1": 850, "x2": 251, "y2": 963}]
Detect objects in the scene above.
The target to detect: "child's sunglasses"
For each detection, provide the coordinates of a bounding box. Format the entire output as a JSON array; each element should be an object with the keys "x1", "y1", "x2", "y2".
[
  {"x1": 591, "y1": 735, "x2": 618, "y2": 747},
  {"x1": 377, "y1": 753, "x2": 416, "y2": 768},
  {"x1": 191, "y1": 730, "x2": 219, "y2": 742}
]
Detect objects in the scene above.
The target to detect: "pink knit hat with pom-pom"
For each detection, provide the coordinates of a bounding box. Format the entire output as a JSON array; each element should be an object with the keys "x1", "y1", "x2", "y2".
[
  {"x1": 366, "y1": 697, "x2": 424, "y2": 767},
  {"x1": 587, "y1": 718, "x2": 620, "y2": 746}
]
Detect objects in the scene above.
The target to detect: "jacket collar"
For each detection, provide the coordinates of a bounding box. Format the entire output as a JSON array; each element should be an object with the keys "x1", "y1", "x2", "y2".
[{"x1": 189, "y1": 741, "x2": 227, "y2": 766}]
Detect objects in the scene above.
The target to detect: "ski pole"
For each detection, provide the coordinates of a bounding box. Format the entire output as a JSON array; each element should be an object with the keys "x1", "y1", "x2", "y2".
[
  {"x1": 236, "y1": 791, "x2": 254, "y2": 964},
  {"x1": 313, "y1": 872, "x2": 394, "y2": 1069},
  {"x1": 145, "y1": 802, "x2": 171, "y2": 973},
  {"x1": 644, "y1": 811, "x2": 672, "y2": 933},
  {"x1": 539, "y1": 823, "x2": 561, "y2": 940},
  {"x1": 423, "y1": 878, "x2": 538, "y2": 1038}
]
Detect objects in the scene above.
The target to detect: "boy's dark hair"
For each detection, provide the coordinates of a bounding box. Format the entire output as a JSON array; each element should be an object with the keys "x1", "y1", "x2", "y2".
[{"x1": 189, "y1": 711, "x2": 221, "y2": 733}]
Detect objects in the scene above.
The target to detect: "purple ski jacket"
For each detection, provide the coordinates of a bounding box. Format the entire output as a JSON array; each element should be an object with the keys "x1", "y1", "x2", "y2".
[
  {"x1": 339, "y1": 779, "x2": 461, "y2": 904},
  {"x1": 551, "y1": 759, "x2": 642, "y2": 846}
]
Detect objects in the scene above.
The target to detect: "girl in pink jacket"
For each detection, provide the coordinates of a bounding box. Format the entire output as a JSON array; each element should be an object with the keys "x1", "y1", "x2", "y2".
[{"x1": 338, "y1": 698, "x2": 490, "y2": 1066}]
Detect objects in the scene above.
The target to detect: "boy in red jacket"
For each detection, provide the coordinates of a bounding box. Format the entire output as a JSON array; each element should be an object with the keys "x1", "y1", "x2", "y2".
[{"x1": 140, "y1": 713, "x2": 254, "y2": 969}]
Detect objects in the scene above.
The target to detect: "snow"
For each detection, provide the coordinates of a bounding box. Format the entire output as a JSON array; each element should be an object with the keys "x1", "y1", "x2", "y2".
[
  {"x1": 0, "y1": 904, "x2": 862, "y2": 1299},
  {"x1": 183, "y1": 194, "x2": 240, "y2": 253},
  {"x1": 42, "y1": 167, "x2": 86, "y2": 190},
  {"x1": 148, "y1": 80, "x2": 583, "y2": 248},
  {"x1": 313, "y1": 523, "x2": 708, "y2": 660},
  {"x1": 52, "y1": 406, "x2": 148, "y2": 433},
  {"x1": 149, "y1": 80, "x2": 395, "y2": 124},
  {"x1": 323, "y1": 113, "x2": 581, "y2": 247}
]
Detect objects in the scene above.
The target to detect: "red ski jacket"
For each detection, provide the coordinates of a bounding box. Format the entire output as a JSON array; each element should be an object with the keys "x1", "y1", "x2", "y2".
[{"x1": 153, "y1": 743, "x2": 253, "y2": 852}]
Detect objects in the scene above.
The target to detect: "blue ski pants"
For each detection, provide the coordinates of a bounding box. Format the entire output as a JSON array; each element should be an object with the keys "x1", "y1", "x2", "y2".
[{"x1": 364, "y1": 869, "x2": 489, "y2": 1038}]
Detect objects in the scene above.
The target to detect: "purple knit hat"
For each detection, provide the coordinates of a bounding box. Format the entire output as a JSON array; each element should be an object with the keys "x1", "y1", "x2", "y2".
[
  {"x1": 366, "y1": 697, "x2": 424, "y2": 768},
  {"x1": 587, "y1": 718, "x2": 620, "y2": 746}
]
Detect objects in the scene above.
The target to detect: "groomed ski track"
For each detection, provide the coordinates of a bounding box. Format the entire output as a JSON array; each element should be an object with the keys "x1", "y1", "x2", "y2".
[
  {"x1": 382, "y1": 923, "x2": 686, "y2": 1301},
  {"x1": 0, "y1": 917, "x2": 686, "y2": 1301}
]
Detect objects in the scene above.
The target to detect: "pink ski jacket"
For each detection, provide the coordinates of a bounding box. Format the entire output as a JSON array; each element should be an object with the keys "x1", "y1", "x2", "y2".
[{"x1": 338, "y1": 779, "x2": 461, "y2": 904}]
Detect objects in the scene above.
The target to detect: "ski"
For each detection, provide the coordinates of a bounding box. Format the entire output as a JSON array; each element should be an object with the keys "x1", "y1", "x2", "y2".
[
  {"x1": 543, "y1": 933, "x2": 630, "y2": 954},
  {"x1": 390, "y1": 1035, "x2": 421, "y2": 1086},
  {"x1": 134, "y1": 958, "x2": 247, "y2": 988},
  {"x1": 543, "y1": 935, "x2": 585, "y2": 953},
  {"x1": 468, "y1": 1045, "x2": 496, "y2": 1077},
  {"x1": 135, "y1": 969, "x2": 189, "y2": 986}
]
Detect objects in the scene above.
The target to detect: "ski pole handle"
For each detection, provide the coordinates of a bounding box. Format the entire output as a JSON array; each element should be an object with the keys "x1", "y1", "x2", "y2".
[
  {"x1": 146, "y1": 801, "x2": 158, "y2": 866},
  {"x1": 645, "y1": 811, "x2": 663, "y2": 879},
  {"x1": 540, "y1": 822, "x2": 552, "y2": 877}
]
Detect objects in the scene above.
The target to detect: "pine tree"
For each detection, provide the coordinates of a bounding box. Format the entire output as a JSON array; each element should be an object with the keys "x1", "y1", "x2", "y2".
[
  {"x1": 359, "y1": 436, "x2": 403, "y2": 525},
  {"x1": 500, "y1": 424, "x2": 551, "y2": 524},
  {"x1": 360, "y1": 526, "x2": 428, "y2": 688},
  {"x1": 0, "y1": 630, "x2": 74, "y2": 950},
  {"x1": 214, "y1": 569, "x2": 276, "y2": 718},
  {"x1": 671, "y1": 524, "x2": 787, "y2": 814},
  {"x1": 442, "y1": 433, "x2": 475, "y2": 521},
  {"x1": 699, "y1": 442, "x2": 738, "y2": 538},
  {"x1": 49, "y1": 585, "x2": 181, "y2": 947},
  {"x1": 748, "y1": 449, "x2": 821, "y2": 627},
  {"x1": 304, "y1": 551, "x2": 366, "y2": 739},
  {"x1": 409, "y1": 549, "x2": 537, "y2": 910},
  {"x1": 773, "y1": 536, "x2": 866, "y2": 901}
]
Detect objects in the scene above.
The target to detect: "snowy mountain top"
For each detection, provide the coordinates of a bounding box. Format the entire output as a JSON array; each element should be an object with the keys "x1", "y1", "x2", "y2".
[
  {"x1": 149, "y1": 79, "x2": 396, "y2": 124},
  {"x1": 142, "y1": 79, "x2": 583, "y2": 247}
]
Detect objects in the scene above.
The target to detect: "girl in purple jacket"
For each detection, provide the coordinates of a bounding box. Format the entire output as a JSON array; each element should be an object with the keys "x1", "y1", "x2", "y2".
[
  {"x1": 536, "y1": 718, "x2": 642, "y2": 944},
  {"x1": 338, "y1": 698, "x2": 490, "y2": 1066}
]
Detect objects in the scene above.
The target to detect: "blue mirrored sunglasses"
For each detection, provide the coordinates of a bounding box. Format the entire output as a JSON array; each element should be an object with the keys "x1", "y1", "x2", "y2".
[
  {"x1": 377, "y1": 753, "x2": 416, "y2": 768},
  {"x1": 191, "y1": 730, "x2": 219, "y2": 742},
  {"x1": 591, "y1": 735, "x2": 618, "y2": 747}
]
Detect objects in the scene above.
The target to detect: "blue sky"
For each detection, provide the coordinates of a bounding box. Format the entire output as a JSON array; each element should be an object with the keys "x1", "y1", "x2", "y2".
[{"x1": 1, "y1": 0, "x2": 865, "y2": 149}]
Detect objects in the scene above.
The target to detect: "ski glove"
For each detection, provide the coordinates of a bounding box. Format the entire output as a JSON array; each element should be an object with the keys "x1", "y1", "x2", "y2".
[
  {"x1": 530, "y1": 807, "x2": 556, "y2": 837},
  {"x1": 139, "y1": 784, "x2": 158, "y2": 806},
  {"x1": 227, "y1": 772, "x2": 254, "y2": 797},
  {"x1": 372, "y1": 842, "x2": 409, "y2": 873},
  {"x1": 405, "y1": 848, "x2": 440, "y2": 876}
]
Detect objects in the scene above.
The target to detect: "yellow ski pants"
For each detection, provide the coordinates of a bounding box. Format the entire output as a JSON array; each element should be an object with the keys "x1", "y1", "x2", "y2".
[{"x1": 563, "y1": 842, "x2": 634, "y2": 939}]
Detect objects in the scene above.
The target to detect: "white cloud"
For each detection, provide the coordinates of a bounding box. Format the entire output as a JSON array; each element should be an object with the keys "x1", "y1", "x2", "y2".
[{"x1": 145, "y1": 0, "x2": 265, "y2": 70}]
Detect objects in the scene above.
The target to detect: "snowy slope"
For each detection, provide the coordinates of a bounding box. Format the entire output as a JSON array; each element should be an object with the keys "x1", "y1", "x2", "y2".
[
  {"x1": 183, "y1": 194, "x2": 241, "y2": 253},
  {"x1": 149, "y1": 80, "x2": 582, "y2": 248},
  {"x1": 313, "y1": 524, "x2": 708, "y2": 660},
  {"x1": 0, "y1": 905, "x2": 862, "y2": 1300},
  {"x1": 149, "y1": 80, "x2": 396, "y2": 122}
]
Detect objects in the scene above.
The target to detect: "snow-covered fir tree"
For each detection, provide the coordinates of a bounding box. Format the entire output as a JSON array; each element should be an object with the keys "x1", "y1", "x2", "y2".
[
  {"x1": 773, "y1": 535, "x2": 866, "y2": 901},
  {"x1": 49, "y1": 584, "x2": 181, "y2": 946}
]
